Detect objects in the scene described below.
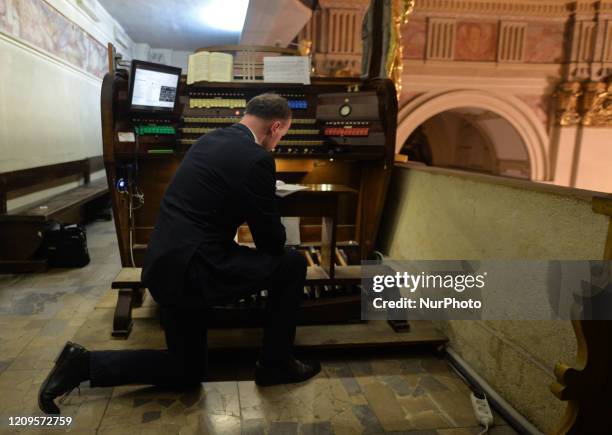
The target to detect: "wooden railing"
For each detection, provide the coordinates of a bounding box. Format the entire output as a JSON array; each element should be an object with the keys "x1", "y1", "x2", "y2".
[{"x1": 551, "y1": 196, "x2": 612, "y2": 435}]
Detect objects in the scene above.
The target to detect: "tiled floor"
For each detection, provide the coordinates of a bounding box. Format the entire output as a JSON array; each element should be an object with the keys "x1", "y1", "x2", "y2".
[{"x1": 0, "y1": 220, "x2": 518, "y2": 434}]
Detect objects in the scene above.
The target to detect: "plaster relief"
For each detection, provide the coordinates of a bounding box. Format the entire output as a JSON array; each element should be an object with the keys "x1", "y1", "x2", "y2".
[
  {"x1": 455, "y1": 22, "x2": 497, "y2": 62},
  {"x1": 525, "y1": 23, "x2": 565, "y2": 63}
]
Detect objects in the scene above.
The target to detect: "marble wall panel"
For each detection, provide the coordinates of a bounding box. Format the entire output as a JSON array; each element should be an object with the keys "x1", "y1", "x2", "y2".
[
  {"x1": 0, "y1": 0, "x2": 107, "y2": 77},
  {"x1": 516, "y1": 94, "x2": 552, "y2": 129},
  {"x1": 455, "y1": 21, "x2": 498, "y2": 62},
  {"x1": 402, "y1": 19, "x2": 426, "y2": 60},
  {"x1": 525, "y1": 22, "x2": 565, "y2": 63}
]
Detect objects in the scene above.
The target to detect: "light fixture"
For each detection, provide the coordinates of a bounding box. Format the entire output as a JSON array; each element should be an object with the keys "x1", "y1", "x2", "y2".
[
  {"x1": 116, "y1": 178, "x2": 128, "y2": 192},
  {"x1": 199, "y1": 0, "x2": 249, "y2": 32}
]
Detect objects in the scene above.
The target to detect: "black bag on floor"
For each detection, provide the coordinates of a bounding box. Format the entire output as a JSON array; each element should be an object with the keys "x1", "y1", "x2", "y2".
[{"x1": 41, "y1": 222, "x2": 90, "y2": 268}]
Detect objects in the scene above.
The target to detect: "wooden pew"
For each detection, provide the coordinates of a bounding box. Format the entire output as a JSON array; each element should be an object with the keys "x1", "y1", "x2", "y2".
[{"x1": 0, "y1": 156, "x2": 110, "y2": 273}]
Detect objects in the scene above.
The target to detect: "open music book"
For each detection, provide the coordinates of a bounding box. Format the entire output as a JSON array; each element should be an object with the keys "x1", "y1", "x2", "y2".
[
  {"x1": 187, "y1": 51, "x2": 233, "y2": 84},
  {"x1": 275, "y1": 180, "x2": 308, "y2": 198}
]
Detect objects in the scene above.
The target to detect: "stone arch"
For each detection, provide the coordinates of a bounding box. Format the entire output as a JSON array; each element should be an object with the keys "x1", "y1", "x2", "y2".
[{"x1": 397, "y1": 89, "x2": 550, "y2": 181}]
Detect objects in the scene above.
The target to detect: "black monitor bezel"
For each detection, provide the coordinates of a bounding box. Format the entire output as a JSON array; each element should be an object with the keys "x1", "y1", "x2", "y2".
[{"x1": 128, "y1": 60, "x2": 182, "y2": 114}]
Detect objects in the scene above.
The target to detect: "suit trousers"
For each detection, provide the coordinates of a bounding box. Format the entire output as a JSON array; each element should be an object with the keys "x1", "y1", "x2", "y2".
[{"x1": 89, "y1": 249, "x2": 306, "y2": 387}]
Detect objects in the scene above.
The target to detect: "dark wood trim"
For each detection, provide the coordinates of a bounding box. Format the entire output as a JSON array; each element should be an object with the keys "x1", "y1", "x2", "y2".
[
  {"x1": 0, "y1": 155, "x2": 105, "y2": 209},
  {"x1": 0, "y1": 159, "x2": 88, "y2": 193},
  {"x1": 0, "y1": 156, "x2": 109, "y2": 273},
  {"x1": 89, "y1": 155, "x2": 105, "y2": 173},
  {"x1": 552, "y1": 318, "x2": 612, "y2": 435},
  {"x1": 366, "y1": 0, "x2": 384, "y2": 79},
  {"x1": 112, "y1": 289, "x2": 135, "y2": 338},
  {"x1": 102, "y1": 71, "x2": 132, "y2": 266},
  {"x1": 2, "y1": 179, "x2": 108, "y2": 221}
]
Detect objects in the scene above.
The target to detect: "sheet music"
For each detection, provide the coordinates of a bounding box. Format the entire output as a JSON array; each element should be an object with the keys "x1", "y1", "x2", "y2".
[
  {"x1": 187, "y1": 52, "x2": 233, "y2": 83},
  {"x1": 275, "y1": 180, "x2": 308, "y2": 198},
  {"x1": 281, "y1": 217, "x2": 301, "y2": 246},
  {"x1": 208, "y1": 52, "x2": 233, "y2": 82},
  {"x1": 187, "y1": 52, "x2": 209, "y2": 84},
  {"x1": 263, "y1": 56, "x2": 310, "y2": 84}
]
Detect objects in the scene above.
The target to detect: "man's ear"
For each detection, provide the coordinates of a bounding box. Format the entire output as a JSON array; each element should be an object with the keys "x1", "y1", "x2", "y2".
[{"x1": 271, "y1": 120, "x2": 281, "y2": 135}]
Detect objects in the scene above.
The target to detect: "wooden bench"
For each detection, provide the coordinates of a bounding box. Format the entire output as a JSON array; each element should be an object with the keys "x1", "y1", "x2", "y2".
[
  {"x1": 110, "y1": 264, "x2": 365, "y2": 338},
  {"x1": 111, "y1": 267, "x2": 147, "y2": 337},
  {"x1": 0, "y1": 156, "x2": 110, "y2": 273}
]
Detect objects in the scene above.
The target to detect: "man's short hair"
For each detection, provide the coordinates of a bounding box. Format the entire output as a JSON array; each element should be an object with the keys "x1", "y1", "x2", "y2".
[{"x1": 245, "y1": 93, "x2": 292, "y2": 121}]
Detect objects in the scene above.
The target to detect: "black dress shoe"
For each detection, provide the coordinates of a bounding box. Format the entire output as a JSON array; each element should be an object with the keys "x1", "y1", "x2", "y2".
[
  {"x1": 38, "y1": 342, "x2": 90, "y2": 414},
  {"x1": 255, "y1": 357, "x2": 321, "y2": 387}
]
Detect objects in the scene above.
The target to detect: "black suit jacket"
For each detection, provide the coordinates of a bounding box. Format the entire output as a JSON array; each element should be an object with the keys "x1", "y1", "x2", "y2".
[{"x1": 142, "y1": 123, "x2": 286, "y2": 306}]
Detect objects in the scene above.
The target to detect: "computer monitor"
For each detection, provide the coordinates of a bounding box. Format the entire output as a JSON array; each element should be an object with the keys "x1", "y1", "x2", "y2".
[{"x1": 128, "y1": 60, "x2": 181, "y2": 113}]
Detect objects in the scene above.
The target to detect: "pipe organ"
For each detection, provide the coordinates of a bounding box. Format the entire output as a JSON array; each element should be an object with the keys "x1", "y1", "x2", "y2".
[{"x1": 102, "y1": 61, "x2": 397, "y2": 325}]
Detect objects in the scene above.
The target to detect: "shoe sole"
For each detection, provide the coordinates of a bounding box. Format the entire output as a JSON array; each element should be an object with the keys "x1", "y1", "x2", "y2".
[{"x1": 38, "y1": 342, "x2": 74, "y2": 415}]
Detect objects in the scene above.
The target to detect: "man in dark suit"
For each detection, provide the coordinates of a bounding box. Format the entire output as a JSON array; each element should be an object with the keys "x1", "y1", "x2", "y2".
[{"x1": 39, "y1": 94, "x2": 320, "y2": 414}]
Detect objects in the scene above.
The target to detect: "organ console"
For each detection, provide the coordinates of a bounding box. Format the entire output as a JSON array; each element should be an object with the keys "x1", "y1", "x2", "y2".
[{"x1": 101, "y1": 47, "x2": 397, "y2": 327}]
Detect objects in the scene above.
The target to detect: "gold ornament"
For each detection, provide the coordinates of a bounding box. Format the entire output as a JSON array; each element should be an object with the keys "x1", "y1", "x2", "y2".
[
  {"x1": 385, "y1": 0, "x2": 416, "y2": 101},
  {"x1": 582, "y1": 82, "x2": 612, "y2": 127},
  {"x1": 558, "y1": 82, "x2": 583, "y2": 126}
]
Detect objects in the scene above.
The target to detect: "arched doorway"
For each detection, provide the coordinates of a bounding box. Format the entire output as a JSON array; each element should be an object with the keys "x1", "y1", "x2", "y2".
[
  {"x1": 397, "y1": 89, "x2": 550, "y2": 180},
  {"x1": 399, "y1": 109, "x2": 531, "y2": 179}
]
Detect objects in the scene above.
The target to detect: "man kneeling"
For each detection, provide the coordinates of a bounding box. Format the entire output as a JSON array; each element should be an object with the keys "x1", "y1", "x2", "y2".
[{"x1": 39, "y1": 93, "x2": 320, "y2": 414}]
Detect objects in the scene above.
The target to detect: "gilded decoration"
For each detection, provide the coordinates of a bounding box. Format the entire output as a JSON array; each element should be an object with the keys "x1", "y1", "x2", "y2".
[
  {"x1": 556, "y1": 80, "x2": 612, "y2": 127},
  {"x1": 387, "y1": 0, "x2": 416, "y2": 100},
  {"x1": 557, "y1": 82, "x2": 583, "y2": 126},
  {"x1": 582, "y1": 82, "x2": 612, "y2": 127}
]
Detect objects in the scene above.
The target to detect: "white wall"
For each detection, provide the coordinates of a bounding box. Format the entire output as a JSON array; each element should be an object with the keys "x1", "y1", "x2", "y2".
[
  {"x1": 551, "y1": 126, "x2": 612, "y2": 194},
  {"x1": 0, "y1": 0, "x2": 133, "y2": 210},
  {"x1": 573, "y1": 128, "x2": 612, "y2": 193},
  {"x1": 133, "y1": 44, "x2": 191, "y2": 72},
  {"x1": 0, "y1": 37, "x2": 103, "y2": 172}
]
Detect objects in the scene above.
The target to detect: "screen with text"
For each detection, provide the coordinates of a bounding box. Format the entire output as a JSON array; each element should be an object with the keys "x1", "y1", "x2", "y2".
[{"x1": 131, "y1": 68, "x2": 179, "y2": 111}]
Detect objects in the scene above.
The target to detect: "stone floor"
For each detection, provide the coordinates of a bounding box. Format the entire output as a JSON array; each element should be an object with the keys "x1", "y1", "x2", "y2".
[{"x1": 0, "y1": 220, "x2": 518, "y2": 434}]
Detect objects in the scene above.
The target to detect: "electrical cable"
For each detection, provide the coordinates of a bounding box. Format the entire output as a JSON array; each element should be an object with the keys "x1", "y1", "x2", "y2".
[
  {"x1": 128, "y1": 192, "x2": 135, "y2": 267},
  {"x1": 446, "y1": 358, "x2": 490, "y2": 434},
  {"x1": 127, "y1": 127, "x2": 145, "y2": 267}
]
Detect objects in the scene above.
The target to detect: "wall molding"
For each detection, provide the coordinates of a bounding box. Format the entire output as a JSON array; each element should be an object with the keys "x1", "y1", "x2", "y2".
[
  {"x1": 426, "y1": 18, "x2": 456, "y2": 60},
  {"x1": 414, "y1": 0, "x2": 577, "y2": 19},
  {"x1": 498, "y1": 21, "x2": 528, "y2": 63},
  {"x1": 44, "y1": 0, "x2": 131, "y2": 51},
  {"x1": 401, "y1": 72, "x2": 553, "y2": 95},
  {"x1": 0, "y1": 32, "x2": 102, "y2": 86},
  {"x1": 0, "y1": 0, "x2": 108, "y2": 78},
  {"x1": 411, "y1": 0, "x2": 612, "y2": 22},
  {"x1": 403, "y1": 59, "x2": 562, "y2": 74}
]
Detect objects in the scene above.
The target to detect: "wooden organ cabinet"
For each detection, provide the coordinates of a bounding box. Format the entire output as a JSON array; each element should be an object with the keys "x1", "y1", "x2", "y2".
[{"x1": 101, "y1": 61, "x2": 397, "y2": 327}]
